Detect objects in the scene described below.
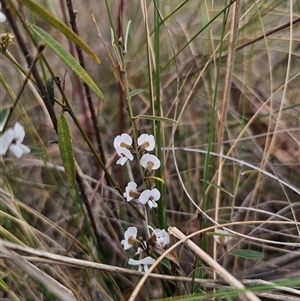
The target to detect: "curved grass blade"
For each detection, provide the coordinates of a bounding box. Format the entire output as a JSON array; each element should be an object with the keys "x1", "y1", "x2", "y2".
[
  {"x1": 132, "y1": 115, "x2": 177, "y2": 123},
  {"x1": 57, "y1": 113, "x2": 76, "y2": 187},
  {"x1": 30, "y1": 24, "x2": 104, "y2": 100},
  {"x1": 129, "y1": 89, "x2": 146, "y2": 97},
  {"x1": 18, "y1": 0, "x2": 100, "y2": 64},
  {"x1": 230, "y1": 249, "x2": 264, "y2": 260}
]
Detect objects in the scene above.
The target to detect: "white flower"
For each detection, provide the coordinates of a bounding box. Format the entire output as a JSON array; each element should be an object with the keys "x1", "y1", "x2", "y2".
[
  {"x1": 0, "y1": 122, "x2": 30, "y2": 158},
  {"x1": 139, "y1": 188, "x2": 160, "y2": 209},
  {"x1": 0, "y1": 3, "x2": 7, "y2": 23},
  {"x1": 114, "y1": 133, "x2": 134, "y2": 165},
  {"x1": 140, "y1": 153, "x2": 160, "y2": 171},
  {"x1": 123, "y1": 181, "x2": 139, "y2": 202},
  {"x1": 138, "y1": 134, "x2": 155, "y2": 151},
  {"x1": 213, "y1": 229, "x2": 232, "y2": 246},
  {"x1": 121, "y1": 226, "x2": 138, "y2": 250},
  {"x1": 128, "y1": 256, "x2": 155, "y2": 272},
  {"x1": 148, "y1": 226, "x2": 170, "y2": 247}
]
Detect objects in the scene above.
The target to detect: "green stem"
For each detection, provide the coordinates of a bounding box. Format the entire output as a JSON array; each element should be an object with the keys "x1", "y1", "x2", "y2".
[{"x1": 153, "y1": 0, "x2": 165, "y2": 229}]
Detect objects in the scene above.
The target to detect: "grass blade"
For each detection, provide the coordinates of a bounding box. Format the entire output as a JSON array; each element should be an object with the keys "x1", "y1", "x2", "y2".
[
  {"x1": 30, "y1": 24, "x2": 104, "y2": 100},
  {"x1": 57, "y1": 113, "x2": 76, "y2": 187},
  {"x1": 18, "y1": 0, "x2": 100, "y2": 64}
]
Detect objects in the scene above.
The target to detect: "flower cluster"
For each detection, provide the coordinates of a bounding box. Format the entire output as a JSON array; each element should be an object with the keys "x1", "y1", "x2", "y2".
[
  {"x1": 0, "y1": 122, "x2": 30, "y2": 158},
  {"x1": 113, "y1": 133, "x2": 160, "y2": 171},
  {"x1": 121, "y1": 226, "x2": 169, "y2": 272},
  {"x1": 114, "y1": 132, "x2": 167, "y2": 271},
  {"x1": 113, "y1": 133, "x2": 162, "y2": 208},
  {"x1": 123, "y1": 182, "x2": 161, "y2": 209}
]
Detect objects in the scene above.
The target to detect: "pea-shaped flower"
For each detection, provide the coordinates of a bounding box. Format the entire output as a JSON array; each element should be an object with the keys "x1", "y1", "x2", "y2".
[
  {"x1": 0, "y1": 122, "x2": 30, "y2": 158},
  {"x1": 114, "y1": 133, "x2": 134, "y2": 165},
  {"x1": 140, "y1": 153, "x2": 160, "y2": 171},
  {"x1": 137, "y1": 134, "x2": 155, "y2": 151},
  {"x1": 123, "y1": 181, "x2": 140, "y2": 202},
  {"x1": 213, "y1": 229, "x2": 232, "y2": 247},
  {"x1": 139, "y1": 188, "x2": 160, "y2": 209},
  {"x1": 121, "y1": 226, "x2": 140, "y2": 250}
]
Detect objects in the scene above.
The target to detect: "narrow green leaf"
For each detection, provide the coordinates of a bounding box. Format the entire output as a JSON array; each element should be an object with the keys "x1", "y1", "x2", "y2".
[
  {"x1": 28, "y1": 147, "x2": 44, "y2": 155},
  {"x1": 129, "y1": 89, "x2": 146, "y2": 97},
  {"x1": 144, "y1": 176, "x2": 165, "y2": 184},
  {"x1": 0, "y1": 106, "x2": 11, "y2": 132},
  {"x1": 200, "y1": 180, "x2": 234, "y2": 197},
  {"x1": 133, "y1": 115, "x2": 177, "y2": 123},
  {"x1": 230, "y1": 249, "x2": 264, "y2": 260},
  {"x1": 57, "y1": 113, "x2": 76, "y2": 187},
  {"x1": 18, "y1": 0, "x2": 100, "y2": 64},
  {"x1": 30, "y1": 24, "x2": 104, "y2": 100}
]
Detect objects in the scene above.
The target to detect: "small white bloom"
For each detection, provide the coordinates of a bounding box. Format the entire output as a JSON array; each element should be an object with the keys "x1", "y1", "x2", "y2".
[
  {"x1": 155, "y1": 229, "x2": 170, "y2": 247},
  {"x1": 213, "y1": 229, "x2": 232, "y2": 246},
  {"x1": 0, "y1": 122, "x2": 30, "y2": 158},
  {"x1": 114, "y1": 133, "x2": 134, "y2": 165},
  {"x1": 0, "y1": 128, "x2": 14, "y2": 156},
  {"x1": 121, "y1": 226, "x2": 138, "y2": 250},
  {"x1": 123, "y1": 181, "x2": 139, "y2": 202},
  {"x1": 148, "y1": 226, "x2": 170, "y2": 247},
  {"x1": 128, "y1": 256, "x2": 155, "y2": 272},
  {"x1": 140, "y1": 153, "x2": 160, "y2": 171},
  {"x1": 138, "y1": 134, "x2": 155, "y2": 151},
  {"x1": 0, "y1": 3, "x2": 7, "y2": 23},
  {"x1": 139, "y1": 188, "x2": 160, "y2": 208}
]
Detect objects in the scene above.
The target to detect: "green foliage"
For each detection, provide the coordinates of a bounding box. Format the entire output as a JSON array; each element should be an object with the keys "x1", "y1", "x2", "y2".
[
  {"x1": 30, "y1": 24, "x2": 104, "y2": 100},
  {"x1": 18, "y1": 0, "x2": 100, "y2": 63},
  {"x1": 57, "y1": 112, "x2": 76, "y2": 187},
  {"x1": 230, "y1": 249, "x2": 264, "y2": 260}
]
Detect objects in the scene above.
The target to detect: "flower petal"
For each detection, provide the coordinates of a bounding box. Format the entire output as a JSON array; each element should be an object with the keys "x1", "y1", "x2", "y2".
[
  {"x1": 115, "y1": 144, "x2": 134, "y2": 162},
  {"x1": 121, "y1": 226, "x2": 138, "y2": 250},
  {"x1": 150, "y1": 188, "x2": 161, "y2": 201},
  {"x1": 13, "y1": 122, "x2": 26, "y2": 142},
  {"x1": 19, "y1": 144, "x2": 31, "y2": 155},
  {"x1": 128, "y1": 256, "x2": 155, "y2": 267},
  {"x1": 123, "y1": 181, "x2": 138, "y2": 202},
  {"x1": 114, "y1": 133, "x2": 132, "y2": 150},
  {"x1": 213, "y1": 229, "x2": 231, "y2": 245},
  {"x1": 0, "y1": 128, "x2": 14, "y2": 155},
  {"x1": 138, "y1": 134, "x2": 155, "y2": 151},
  {"x1": 116, "y1": 156, "x2": 128, "y2": 166},
  {"x1": 9, "y1": 144, "x2": 23, "y2": 158},
  {"x1": 140, "y1": 153, "x2": 160, "y2": 170},
  {"x1": 148, "y1": 200, "x2": 158, "y2": 209},
  {"x1": 0, "y1": 12, "x2": 6, "y2": 23},
  {"x1": 138, "y1": 190, "x2": 151, "y2": 205}
]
